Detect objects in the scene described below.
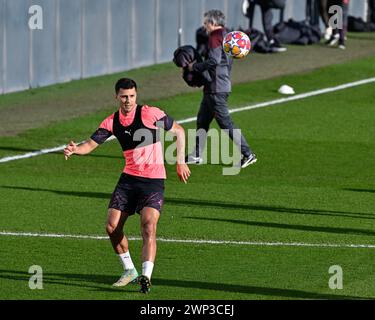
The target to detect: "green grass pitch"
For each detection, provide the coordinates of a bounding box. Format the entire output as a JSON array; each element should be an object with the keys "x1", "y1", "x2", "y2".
[{"x1": 0, "y1": 56, "x2": 375, "y2": 300}]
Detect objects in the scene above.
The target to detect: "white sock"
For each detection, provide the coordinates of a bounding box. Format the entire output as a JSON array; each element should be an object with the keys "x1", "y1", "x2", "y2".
[
  {"x1": 118, "y1": 251, "x2": 135, "y2": 270},
  {"x1": 142, "y1": 261, "x2": 154, "y2": 279}
]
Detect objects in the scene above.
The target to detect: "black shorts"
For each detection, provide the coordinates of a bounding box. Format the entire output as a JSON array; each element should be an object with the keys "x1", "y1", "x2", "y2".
[{"x1": 108, "y1": 173, "x2": 164, "y2": 215}]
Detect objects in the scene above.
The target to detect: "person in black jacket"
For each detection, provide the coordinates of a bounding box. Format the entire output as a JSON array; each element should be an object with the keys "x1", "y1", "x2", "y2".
[
  {"x1": 186, "y1": 10, "x2": 257, "y2": 169},
  {"x1": 173, "y1": 45, "x2": 211, "y2": 87}
]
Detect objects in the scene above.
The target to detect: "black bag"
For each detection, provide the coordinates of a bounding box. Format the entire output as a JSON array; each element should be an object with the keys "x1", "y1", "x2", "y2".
[
  {"x1": 348, "y1": 16, "x2": 367, "y2": 32},
  {"x1": 348, "y1": 16, "x2": 375, "y2": 32},
  {"x1": 173, "y1": 45, "x2": 211, "y2": 87},
  {"x1": 196, "y1": 26, "x2": 209, "y2": 59},
  {"x1": 273, "y1": 19, "x2": 321, "y2": 45}
]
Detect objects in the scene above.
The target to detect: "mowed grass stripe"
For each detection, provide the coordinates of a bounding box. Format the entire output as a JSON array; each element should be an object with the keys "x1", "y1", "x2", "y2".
[{"x1": 1, "y1": 231, "x2": 375, "y2": 249}]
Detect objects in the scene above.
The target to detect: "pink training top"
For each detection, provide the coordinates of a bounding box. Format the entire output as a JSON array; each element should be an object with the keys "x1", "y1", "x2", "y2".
[{"x1": 99, "y1": 105, "x2": 168, "y2": 179}]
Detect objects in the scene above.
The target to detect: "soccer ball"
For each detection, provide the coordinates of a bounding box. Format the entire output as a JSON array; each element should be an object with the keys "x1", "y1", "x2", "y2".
[{"x1": 223, "y1": 31, "x2": 251, "y2": 59}]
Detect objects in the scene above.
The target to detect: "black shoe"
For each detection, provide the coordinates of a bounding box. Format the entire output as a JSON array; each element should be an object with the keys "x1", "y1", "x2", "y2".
[
  {"x1": 325, "y1": 34, "x2": 339, "y2": 46},
  {"x1": 269, "y1": 39, "x2": 287, "y2": 53},
  {"x1": 240, "y1": 153, "x2": 257, "y2": 168},
  {"x1": 137, "y1": 275, "x2": 151, "y2": 294},
  {"x1": 338, "y1": 40, "x2": 346, "y2": 50}
]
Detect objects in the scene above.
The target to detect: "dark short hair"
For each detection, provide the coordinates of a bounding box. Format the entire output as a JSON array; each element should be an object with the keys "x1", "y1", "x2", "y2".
[{"x1": 115, "y1": 78, "x2": 137, "y2": 94}]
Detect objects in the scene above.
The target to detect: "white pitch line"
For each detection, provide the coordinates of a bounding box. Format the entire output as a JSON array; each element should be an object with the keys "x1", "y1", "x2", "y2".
[
  {"x1": 0, "y1": 145, "x2": 67, "y2": 163},
  {"x1": 227, "y1": 77, "x2": 375, "y2": 114},
  {"x1": 178, "y1": 77, "x2": 375, "y2": 122},
  {"x1": 1, "y1": 77, "x2": 375, "y2": 164},
  {"x1": 1, "y1": 231, "x2": 375, "y2": 249}
]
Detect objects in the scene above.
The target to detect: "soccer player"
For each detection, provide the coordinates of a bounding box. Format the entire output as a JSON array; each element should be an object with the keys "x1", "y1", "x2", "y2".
[
  {"x1": 186, "y1": 9, "x2": 257, "y2": 168},
  {"x1": 64, "y1": 78, "x2": 190, "y2": 293}
]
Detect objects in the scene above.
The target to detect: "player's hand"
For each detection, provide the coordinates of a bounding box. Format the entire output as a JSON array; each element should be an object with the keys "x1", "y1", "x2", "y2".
[
  {"x1": 177, "y1": 163, "x2": 191, "y2": 184},
  {"x1": 188, "y1": 61, "x2": 195, "y2": 72},
  {"x1": 64, "y1": 141, "x2": 77, "y2": 160}
]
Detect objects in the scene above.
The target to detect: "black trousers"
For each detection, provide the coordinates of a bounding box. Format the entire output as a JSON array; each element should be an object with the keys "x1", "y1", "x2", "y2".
[
  {"x1": 369, "y1": 0, "x2": 375, "y2": 23},
  {"x1": 319, "y1": 0, "x2": 330, "y2": 27},
  {"x1": 248, "y1": 0, "x2": 284, "y2": 41},
  {"x1": 194, "y1": 93, "x2": 252, "y2": 158},
  {"x1": 253, "y1": 0, "x2": 275, "y2": 41},
  {"x1": 306, "y1": 0, "x2": 321, "y2": 26}
]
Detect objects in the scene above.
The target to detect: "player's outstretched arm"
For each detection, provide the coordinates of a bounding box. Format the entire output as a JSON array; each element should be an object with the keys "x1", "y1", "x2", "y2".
[
  {"x1": 169, "y1": 122, "x2": 191, "y2": 183},
  {"x1": 64, "y1": 139, "x2": 99, "y2": 160}
]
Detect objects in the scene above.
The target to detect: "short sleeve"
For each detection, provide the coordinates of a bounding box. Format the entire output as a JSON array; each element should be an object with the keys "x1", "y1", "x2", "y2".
[
  {"x1": 142, "y1": 106, "x2": 172, "y2": 129},
  {"x1": 154, "y1": 115, "x2": 174, "y2": 131},
  {"x1": 90, "y1": 114, "x2": 114, "y2": 144},
  {"x1": 149, "y1": 107, "x2": 166, "y2": 122},
  {"x1": 99, "y1": 114, "x2": 114, "y2": 132},
  {"x1": 90, "y1": 128, "x2": 112, "y2": 144}
]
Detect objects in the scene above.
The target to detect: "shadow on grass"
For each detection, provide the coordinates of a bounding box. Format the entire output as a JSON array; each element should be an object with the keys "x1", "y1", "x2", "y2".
[
  {"x1": 183, "y1": 216, "x2": 375, "y2": 237},
  {"x1": 2, "y1": 186, "x2": 374, "y2": 222},
  {"x1": 0, "y1": 269, "x2": 369, "y2": 299},
  {"x1": 343, "y1": 188, "x2": 375, "y2": 194},
  {"x1": 152, "y1": 278, "x2": 370, "y2": 300},
  {"x1": 0, "y1": 270, "x2": 128, "y2": 294},
  {"x1": 166, "y1": 197, "x2": 375, "y2": 221},
  {"x1": 1, "y1": 185, "x2": 111, "y2": 200}
]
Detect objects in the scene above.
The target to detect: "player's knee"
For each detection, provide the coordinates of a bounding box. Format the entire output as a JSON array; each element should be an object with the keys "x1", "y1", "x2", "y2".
[
  {"x1": 105, "y1": 223, "x2": 117, "y2": 236},
  {"x1": 141, "y1": 223, "x2": 156, "y2": 240}
]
